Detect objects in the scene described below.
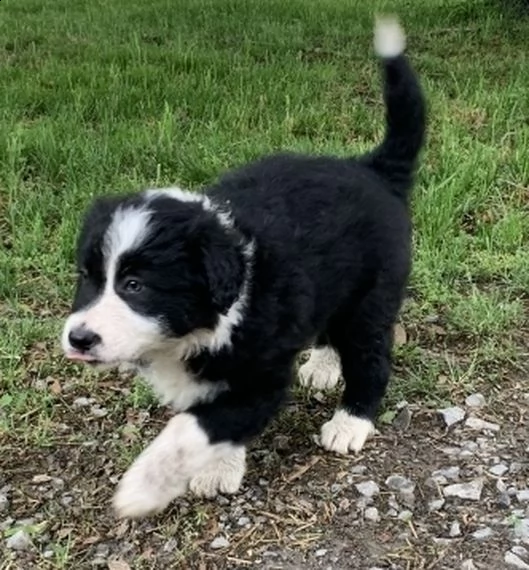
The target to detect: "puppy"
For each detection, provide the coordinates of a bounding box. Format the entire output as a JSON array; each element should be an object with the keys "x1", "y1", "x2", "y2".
[{"x1": 61, "y1": 17, "x2": 425, "y2": 519}]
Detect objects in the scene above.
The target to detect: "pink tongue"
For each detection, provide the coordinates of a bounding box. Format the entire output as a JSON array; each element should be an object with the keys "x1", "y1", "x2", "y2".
[{"x1": 65, "y1": 351, "x2": 98, "y2": 363}]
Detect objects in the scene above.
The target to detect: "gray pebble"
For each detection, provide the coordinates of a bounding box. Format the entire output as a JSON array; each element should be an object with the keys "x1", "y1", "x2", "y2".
[
  {"x1": 6, "y1": 529, "x2": 32, "y2": 551},
  {"x1": 449, "y1": 521, "x2": 461, "y2": 537},
  {"x1": 461, "y1": 560, "x2": 478, "y2": 570},
  {"x1": 489, "y1": 463, "x2": 509, "y2": 477},
  {"x1": 428, "y1": 499, "x2": 445, "y2": 512},
  {"x1": 444, "y1": 478, "x2": 484, "y2": 501},
  {"x1": 465, "y1": 393, "x2": 486, "y2": 408},
  {"x1": 315, "y1": 549, "x2": 327, "y2": 557},
  {"x1": 385, "y1": 475, "x2": 415, "y2": 494},
  {"x1": 439, "y1": 407, "x2": 465, "y2": 427},
  {"x1": 517, "y1": 491, "x2": 529, "y2": 503},
  {"x1": 464, "y1": 417, "x2": 500, "y2": 433},
  {"x1": 505, "y1": 551, "x2": 529, "y2": 569},
  {"x1": 0, "y1": 493, "x2": 8, "y2": 513},
  {"x1": 514, "y1": 519, "x2": 529, "y2": 539},
  {"x1": 398, "y1": 510, "x2": 413, "y2": 522},
  {"x1": 432, "y1": 466, "x2": 460, "y2": 481},
  {"x1": 237, "y1": 517, "x2": 250, "y2": 526},
  {"x1": 471, "y1": 526, "x2": 493, "y2": 540},
  {"x1": 364, "y1": 507, "x2": 380, "y2": 522},
  {"x1": 210, "y1": 536, "x2": 230, "y2": 549},
  {"x1": 355, "y1": 480, "x2": 380, "y2": 498}
]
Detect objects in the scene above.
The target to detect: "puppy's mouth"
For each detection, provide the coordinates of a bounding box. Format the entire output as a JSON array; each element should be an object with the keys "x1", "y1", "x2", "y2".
[{"x1": 65, "y1": 351, "x2": 106, "y2": 367}]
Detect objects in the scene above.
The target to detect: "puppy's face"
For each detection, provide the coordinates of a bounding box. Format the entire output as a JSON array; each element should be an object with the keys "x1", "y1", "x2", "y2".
[{"x1": 61, "y1": 192, "x2": 244, "y2": 367}]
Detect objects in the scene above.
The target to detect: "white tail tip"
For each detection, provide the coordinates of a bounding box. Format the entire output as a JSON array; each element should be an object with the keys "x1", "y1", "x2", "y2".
[{"x1": 374, "y1": 16, "x2": 406, "y2": 59}]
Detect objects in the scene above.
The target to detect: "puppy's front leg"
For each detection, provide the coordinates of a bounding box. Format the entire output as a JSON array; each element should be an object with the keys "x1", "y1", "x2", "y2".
[
  {"x1": 113, "y1": 413, "x2": 213, "y2": 519},
  {"x1": 114, "y1": 370, "x2": 288, "y2": 519}
]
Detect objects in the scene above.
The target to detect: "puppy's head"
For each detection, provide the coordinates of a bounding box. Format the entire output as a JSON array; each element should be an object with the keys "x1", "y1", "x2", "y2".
[{"x1": 61, "y1": 190, "x2": 247, "y2": 367}]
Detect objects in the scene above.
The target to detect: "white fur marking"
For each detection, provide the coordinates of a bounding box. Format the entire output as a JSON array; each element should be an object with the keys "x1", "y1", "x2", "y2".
[
  {"x1": 104, "y1": 206, "x2": 152, "y2": 267},
  {"x1": 374, "y1": 16, "x2": 406, "y2": 59},
  {"x1": 62, "y1": 206, "x2": 164, "y2": 364},
  {"x1": 140, "y1": 355, "x2": 227, "y2": 411},
  {"x1": 320, "y1": 410, "x2": 375, "y2": 454},
  {"x1": 113, "y1": 413, "x2": 240, "y2": 519},
  {"x1": 299, "y1": 346, "x2": 341, "y2": 390},
  {"x1": 189, "y1": 446, "x2": 246, "y2": 498}
]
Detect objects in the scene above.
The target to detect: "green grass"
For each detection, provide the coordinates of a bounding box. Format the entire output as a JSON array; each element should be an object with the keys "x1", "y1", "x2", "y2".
[{"x1": 1, "y1": 0, "x2": 529, "y2": 542}]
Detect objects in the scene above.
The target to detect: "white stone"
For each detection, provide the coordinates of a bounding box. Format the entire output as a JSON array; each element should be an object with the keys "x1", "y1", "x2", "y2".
[
  {"x1": 461, "y1": 560, "x2": 478, "y2": 570},
  {"x1": 505, "y1": 551, "x2": 529, "y2": 569},
  {"x1": 315, "y1": 549, "x2": 327, "y2": 557},
  {"x1": 428, "y1": 499, "x2": 445, "y2": 511},
  {"x1": 464, "y1": 417, "x2": 500, "y2": 433},
  {"x1": 471, "y1": 527, "x2": 493, "y2": 540},
  {"x1": 449, "y1": 521, "x2": 461, "y2": 537},
  {"x1": 364, "y1": 507, "x2": 380, "y2": 522},
  {"x1": 517, "y1": 491, "x2": 529, "y2": 503},
  {"x1": 355, "y1": 481, "x2": 380, "y2": 498},
  {"x1": 385, "y1": 475, "x2": 415, "y2": 493},
  {"x1": 432, "y1": 466, "x2": 460, "y2": 481},
  {"x1": 210, "y1": 536, "x2": 230, "y2": 549},
  {"x1": 465, "y1": 393, "x2": 486, "y2": 408},
  {"x1": 489, "y1": 463, "x2": 509, "y2": 477},
  {"x1": 6, "y1": 529, "x2": 32, "y2": 551},
  {"x1": 438, "y1": 407, "x2": 465, "y2": 427},
  {"x1": 444, "y1": 479, "x2": 484, "y2": 501}
]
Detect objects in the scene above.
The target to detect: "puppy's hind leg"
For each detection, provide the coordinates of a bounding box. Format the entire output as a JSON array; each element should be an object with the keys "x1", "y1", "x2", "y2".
[{"x1": 299, "y1": 334, "x2": 342, "y2": 391}]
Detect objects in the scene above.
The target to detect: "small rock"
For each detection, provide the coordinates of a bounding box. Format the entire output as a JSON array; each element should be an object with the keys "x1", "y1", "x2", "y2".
[
  {"x1": 505, "y1": 551, "x2": 529, "y2": 569},
  {"x1": 210, "y1": 536, "x2": 230, "y2": 549},
  {"x1": 393, "y1": 406, "x2": 412, "y2": 431},
  {"x1": 91, "y1": 406, "x2": 108, "y2": 418},
  {"x1": 464, "y1": 417, "x2": 500, "y2": 433},
  {"x1": 32, "y1": 474, "x2": 52, "y2": 484},
  {"x1": 439, "y1": 407, "x2": 465, "y2": 427},
  {"x1": 512, "y1": 546, "x2": 528, "y2": 558},
  {"x1": 428, "y1": 499, "x2": 445, "y2": 512},
  {"x1": 385, "y1": 475, "x2": 415, "y2": 494},
  {"x1": 398, "y1": 510, "x2": 413, "y2": 522},
  {"x1": 449, "y1": 521, "x2": 461, "y2": 537},
  {"x1": 498, "y1": 492, "x2": 512, "y2": 509},
  {"x1": 461, "y1": 560, "x2": 478, "y2": 570},
  {"x1": 517, "y1": 491, "x2": 529, "y2": 504},
  {"x1": 315, "y1": 549, "x2": 327, "y2": 557},
  {"x1": 364, "y1": 507, "x2": 380, "y2": 522},
  {"x1": 73, "y1": 397, "x2": 94, "y2": 408},
  {"x1": 0, "y1": 493, "x2": 8, "y2": 513},
  {"x1": 471, "y1": 527, "x2": 493, "y2": 540},
  {"x1": 350, "y1": 465, "x2": 367, "y2": 475},
  {"x1": 43, "y1": 549, "x2": 54, "y2": 559},
  {"x1": 355, "y1": 481, "x2": 380, "y2": 498},
  {"x1": 514, "y1": 519, "x2": 529, "y2": 539},
  {"x1": 444, "y1": 479, "x2": 484, "y2": 501},
  {"x1": 163, "y1": 538, "x2": 178, "y2": 553},
  {"x1": 489, "y1": 463, "x2": 509, "y2": 477},
  {"x1": 465, "y1": 393, "x2": 486, "y2": 408},
  {"x1": 237, "y1": 517, "x2": 250, "y2": 526},
  {"x1": 432, "y1": 466, "x2": 460, "y2": 481},
  {"x1": 6, "y1": 529, "x2": 32, "y2": 551}
]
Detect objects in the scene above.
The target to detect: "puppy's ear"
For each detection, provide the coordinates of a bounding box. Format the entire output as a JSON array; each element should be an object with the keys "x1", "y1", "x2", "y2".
[{"x1": 201, "y1": 230, "x2": 246, "y2": 314}]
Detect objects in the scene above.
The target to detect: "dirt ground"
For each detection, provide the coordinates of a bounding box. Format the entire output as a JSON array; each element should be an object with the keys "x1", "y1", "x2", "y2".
[{"x1": 2, "y1": 341, "x2": 529, "y2": 570}]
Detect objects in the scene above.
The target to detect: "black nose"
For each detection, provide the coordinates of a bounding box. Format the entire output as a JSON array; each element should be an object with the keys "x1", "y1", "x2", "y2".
[{"x1": 68, "y1": 328, "x2": 101, "y2": 352}]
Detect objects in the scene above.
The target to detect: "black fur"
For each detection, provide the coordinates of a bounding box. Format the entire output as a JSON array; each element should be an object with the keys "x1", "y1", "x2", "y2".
[{"x1": 69, "y1": 50, "x2": 425, "y2": 448}]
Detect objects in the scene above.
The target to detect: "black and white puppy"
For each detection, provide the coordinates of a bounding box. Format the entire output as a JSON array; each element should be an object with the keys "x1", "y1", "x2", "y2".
[{"x1": 61, "y1": 17, "x2": 425, "y2": 519}]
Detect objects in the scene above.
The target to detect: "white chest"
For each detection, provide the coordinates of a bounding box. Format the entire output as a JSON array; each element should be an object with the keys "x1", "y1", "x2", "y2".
[{"x1": 139, "y1": 356, "x2": 226, "y2": 412}]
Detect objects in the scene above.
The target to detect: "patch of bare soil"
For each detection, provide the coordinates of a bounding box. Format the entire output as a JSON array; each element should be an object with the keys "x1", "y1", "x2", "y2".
[{"x1": 2, "y1": 366, "x2": 529, "y2": 570}]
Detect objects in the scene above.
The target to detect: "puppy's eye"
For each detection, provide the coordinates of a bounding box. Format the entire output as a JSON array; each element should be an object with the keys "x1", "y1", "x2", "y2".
[{"x1": 123, "y1": 279, "x2": 143, "y2": 293}]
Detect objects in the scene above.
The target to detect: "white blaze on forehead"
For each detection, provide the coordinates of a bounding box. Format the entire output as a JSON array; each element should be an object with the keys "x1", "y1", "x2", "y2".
[{"x1": 104, "y1": 205, "x2": 153, "y2": 270}]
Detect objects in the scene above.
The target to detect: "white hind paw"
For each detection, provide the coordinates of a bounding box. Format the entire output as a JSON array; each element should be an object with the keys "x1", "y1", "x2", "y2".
[
  {"x1": 320, "y1": 410, "x2": 375, "y2": 454},
  {"x1": 299, "y1": 346, "x2": 341, "y2": 391}
]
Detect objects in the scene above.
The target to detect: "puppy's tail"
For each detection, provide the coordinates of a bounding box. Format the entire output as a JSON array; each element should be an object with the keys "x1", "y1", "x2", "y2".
[{"x1": 360, "y1": 16, "x2": 426, "y2": 203}]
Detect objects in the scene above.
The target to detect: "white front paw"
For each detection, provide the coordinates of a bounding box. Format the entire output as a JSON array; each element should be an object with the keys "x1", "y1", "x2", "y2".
[
  {"x1": 189, "y1": 446, "x2": 246, "y2": 498},
  {"x1": 113, "y1": 413, "x2": 211, "y2": 519},
  {"x1": 113, "y1": 454, "x2": 188, "y2": 519},
  {"x1": 320, "y1": 410, "x2": 374, "y2": 455},
  {"x1": 299, "y1": 346, "x2": 341, "y2": 390}
]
